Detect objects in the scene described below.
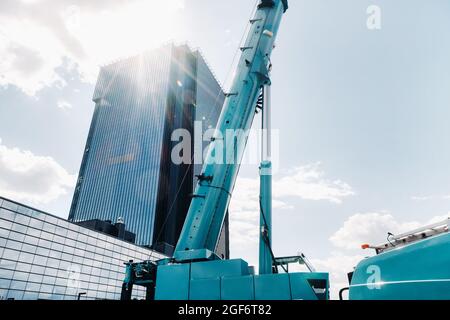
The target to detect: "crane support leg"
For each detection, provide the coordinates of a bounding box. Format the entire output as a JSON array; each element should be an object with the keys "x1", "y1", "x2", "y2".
[
  {"x1": 259, "y1": 84, "x2": 273, "y2": 275},
  {"x1": 259, "y1": 161, "x2": 272, "y2": 274}
]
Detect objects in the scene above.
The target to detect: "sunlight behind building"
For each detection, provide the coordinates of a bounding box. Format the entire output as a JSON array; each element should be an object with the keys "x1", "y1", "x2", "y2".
[{"x1": 63, "y1": 0, "x2": 185, "y2": 80}]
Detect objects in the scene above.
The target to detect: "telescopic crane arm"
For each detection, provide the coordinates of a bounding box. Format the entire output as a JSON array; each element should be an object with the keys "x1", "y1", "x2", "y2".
[{"x1": 174, "y1": 0, "x2": 288, "y2": 262}]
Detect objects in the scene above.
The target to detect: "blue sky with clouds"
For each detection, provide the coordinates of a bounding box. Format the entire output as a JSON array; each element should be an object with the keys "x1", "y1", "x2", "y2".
[{"x1": 1, "y1": 0, "x2": 450, "y2": 297}]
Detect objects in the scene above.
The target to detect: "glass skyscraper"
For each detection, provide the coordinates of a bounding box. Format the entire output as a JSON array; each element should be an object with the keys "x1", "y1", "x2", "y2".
[{"x1": 69, "y1": 44, "x2": 228, "y2": 256}]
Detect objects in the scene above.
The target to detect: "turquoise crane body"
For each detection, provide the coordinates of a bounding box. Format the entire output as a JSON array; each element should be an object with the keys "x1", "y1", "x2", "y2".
[{"x1": 121, "y1": 0, "x2": 330, "y2": 300}]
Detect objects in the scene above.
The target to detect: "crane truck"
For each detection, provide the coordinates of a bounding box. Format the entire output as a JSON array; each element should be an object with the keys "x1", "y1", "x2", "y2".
[
  {"x1": 120, "y1": 0, "x2": 450, "y2": 300},
  {"x1": 120, "y1": 0, "x2": 330, "y2": 300}
]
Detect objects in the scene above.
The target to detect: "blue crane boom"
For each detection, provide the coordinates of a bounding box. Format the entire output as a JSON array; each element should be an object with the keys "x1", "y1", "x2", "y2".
[
  {"x1": 174, "y1": 0, "x2": 288, "y2": 262},
  {"x1": 121, "y1": 0, "x2": 330, "y2": 300}
]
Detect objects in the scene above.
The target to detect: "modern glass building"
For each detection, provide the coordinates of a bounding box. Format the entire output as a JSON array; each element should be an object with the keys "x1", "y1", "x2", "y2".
[
  {"x1": 68, "y1": 44, "x2": 229, "y2": 256},
  {"x1": 0, "y1": 196, "x2": 165, "y2": 300}
]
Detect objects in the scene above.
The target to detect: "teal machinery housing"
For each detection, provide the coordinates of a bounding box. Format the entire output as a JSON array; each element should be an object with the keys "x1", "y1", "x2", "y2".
[
  {"x1": 347, "y1": 218, "x2": 450, "y2": 300},
  {"x1": 121, "y1": 0, "x2": 330, "y2": 300}
]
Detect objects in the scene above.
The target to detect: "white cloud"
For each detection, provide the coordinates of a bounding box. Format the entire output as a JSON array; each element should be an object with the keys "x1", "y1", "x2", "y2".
[
  {"x1": 228, "y1": 163, "x2": 354, "y2": 258},
  {"x1": 411, "y1": 194, "x2": 450, "y2": 201},
  {"x1": 57, "y1": 99, "x2": 72, "y2": 110},
  {"x1": 0, "y1": 33, "x2": 67, "y2": 95},
  {"x1": 0, "y1": 138, "x2": 76, "y2": 204},
  {"x1": 274, "y1": 163, "x2": 355, "y2": 204},
  {"x1": 411, "y1": 195, "x2": 434, "y2": 201},
  {"x1": 0, "y1": 0, "x2": 185, "y2": 95},
  {"x1": 330, "y1": 212, "x2": 450, "y2": 251}
]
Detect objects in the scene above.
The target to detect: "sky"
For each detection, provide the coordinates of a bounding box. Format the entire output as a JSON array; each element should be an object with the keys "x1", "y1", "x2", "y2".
[{"x1": 1, "y1": 0, "x2": 450, "y2": 298}]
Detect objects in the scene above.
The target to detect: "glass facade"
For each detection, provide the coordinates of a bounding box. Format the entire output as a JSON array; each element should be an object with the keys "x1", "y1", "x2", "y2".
[
  {"x1": 0, "y1": 197, "x2": 165, "y2": 300},
  {"x1": 69, "y1": 45, "x2": 173, "y2": 246},
  {"x1": 68, "y1": 44, "x2": 228, "y2": 256}
]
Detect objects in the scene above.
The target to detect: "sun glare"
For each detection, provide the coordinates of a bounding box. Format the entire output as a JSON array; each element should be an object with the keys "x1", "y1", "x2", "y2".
[{"x1": 64, "y1": 0, "x2": 184, "y2": 75}]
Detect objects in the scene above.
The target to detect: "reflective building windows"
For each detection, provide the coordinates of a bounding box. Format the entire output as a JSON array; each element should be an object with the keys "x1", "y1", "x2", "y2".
[
  {"x1": 67, "y1": 44, "x2": 229, "y2": 257},
  {"x1": 0, "y1": 197, "x2": 164, "y2": 300}
]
